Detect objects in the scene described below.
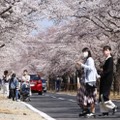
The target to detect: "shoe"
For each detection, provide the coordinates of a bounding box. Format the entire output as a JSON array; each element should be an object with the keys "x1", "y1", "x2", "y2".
[
  {"x1": 79, "y1": 109, "x2": 90, "y2": 117},
  {"x1": 16, "y1": 99, "x2": 20, "y2": 102},
  {"x1": 7, "y1": 96, "x2": 11, "y2": 99},
  {"x1": 99, "y1": 112, "x2": 109, "y2": 116},
  {"x1": 86, "y1": 113, "x2": 96, "y2": 118},
  {"x1": 112, "y1": 106, "x2": 118, "y2": 115}
]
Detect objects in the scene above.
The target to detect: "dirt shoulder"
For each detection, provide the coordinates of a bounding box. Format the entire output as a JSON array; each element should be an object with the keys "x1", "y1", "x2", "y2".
[
  {"x1": 0, "y1": 93, "x2": 45, "y2": 120},
  {"x1": 52, "y1": 91, "x2": 120, "y2": 100}
]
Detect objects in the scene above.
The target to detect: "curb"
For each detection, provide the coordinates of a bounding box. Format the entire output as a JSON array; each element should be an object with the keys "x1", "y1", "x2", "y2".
[{"x1": 21, "y1": 102, "x2": 56, "y2": 120}]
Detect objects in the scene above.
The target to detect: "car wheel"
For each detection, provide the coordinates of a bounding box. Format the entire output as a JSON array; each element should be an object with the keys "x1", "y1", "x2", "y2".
[{"x1": 38, "y1": 91, "x2": 42, "y2": 95}]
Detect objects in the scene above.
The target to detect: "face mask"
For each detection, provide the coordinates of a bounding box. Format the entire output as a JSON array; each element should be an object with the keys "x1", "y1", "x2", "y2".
[{"x1": 83, "y1": 52, "x2": 88, "y2": 58}]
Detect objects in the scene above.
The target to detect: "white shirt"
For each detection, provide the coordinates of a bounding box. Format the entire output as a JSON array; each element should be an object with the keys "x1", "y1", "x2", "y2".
[
  {"x1": 106, "y1": 55, "x2": 112, "y2": 60},
  {"x1": 22, "y1": 75, "x2": 30, "y2": 82}
]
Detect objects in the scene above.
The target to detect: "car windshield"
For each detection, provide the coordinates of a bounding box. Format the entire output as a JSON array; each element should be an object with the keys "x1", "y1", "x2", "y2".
[{"x1": 30, "y1": 75, "x2": 40, "y2": 80}]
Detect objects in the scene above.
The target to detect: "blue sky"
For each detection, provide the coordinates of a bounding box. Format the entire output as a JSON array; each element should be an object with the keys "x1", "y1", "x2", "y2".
[
  {"x1": 31, "y1": 19, "x2": 54, "y2": 35},
  {"x1": 40, "y1": 19, "x2": 54, "y2": 28}
]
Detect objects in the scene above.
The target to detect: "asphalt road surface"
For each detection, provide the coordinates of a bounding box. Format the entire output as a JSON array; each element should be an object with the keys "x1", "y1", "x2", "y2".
[{"x1": 28, "y1": 92, "x2": 120, "y2": 120}]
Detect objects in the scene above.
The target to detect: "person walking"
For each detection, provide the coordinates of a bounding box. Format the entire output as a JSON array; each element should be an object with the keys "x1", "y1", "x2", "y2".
[
  {"x1": 2, "y1": 70, "x2": 10, "y2": 97},
  {"x1": 8, "y1": 71, "x2": 15, "y2": 99},
  {"x1": 99, "y1": 46, "x2": 117, "y2": 116},
  {"x1": 77, "y1": 47, "x2": 100, "y2": 117},
  {"x1": 9, "y1": 73, "x2": 19, "y2": 101},
  {"x1": 56, "y1": 76, "x2": 61, "y2": 92}
]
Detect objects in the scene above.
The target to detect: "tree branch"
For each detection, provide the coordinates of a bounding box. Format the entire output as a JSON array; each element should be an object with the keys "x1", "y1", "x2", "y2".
[
  {"x1": 0, "y1": 6, "x2": 12, "y2": 16},
  {"x1": 108, "y1": 11, "x2": 120, "y2": 20},
  {"x1": 0, "y1": 44, "x2": 5, "y2": 48},
  {"x1": 73, "y1": 15, "x2": 113, "y2": 32}
]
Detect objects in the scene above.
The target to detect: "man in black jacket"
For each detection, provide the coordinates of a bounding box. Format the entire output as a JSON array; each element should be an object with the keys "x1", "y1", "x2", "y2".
[{"x1": 99, "y1": 46, "x2": 117, "y2": 116}]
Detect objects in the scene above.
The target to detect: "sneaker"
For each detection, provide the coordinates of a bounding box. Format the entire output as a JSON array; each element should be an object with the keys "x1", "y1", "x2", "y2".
[
  {"x1": 87, "y1": 113, "x2": 96, "y2": 118},
  {"x1": 112, "y1": 106, "x2": 118, "y2": 115},
  {"x1": 79, "y1": 109, "x2": 90, "y2": 117},
  {"x1": 16, "y1": 99, "x2": 20, "y2": 102},
  {"x1": 98, "y1": 112, "x2": 109, "y2": 116}
]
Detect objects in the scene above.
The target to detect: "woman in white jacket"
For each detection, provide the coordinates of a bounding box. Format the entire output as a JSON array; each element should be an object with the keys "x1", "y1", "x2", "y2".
[
  {"x1": 77, "y1": 47, "x2": 100, "y2": 117},
  {"x1": 2, "y1": 70, "x2": 10, "y2": 97}
]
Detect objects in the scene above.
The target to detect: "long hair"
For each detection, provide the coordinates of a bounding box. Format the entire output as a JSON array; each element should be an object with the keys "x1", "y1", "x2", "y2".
[{"x1": 82, "y1": 47, "x2": 92, "y2": 59}]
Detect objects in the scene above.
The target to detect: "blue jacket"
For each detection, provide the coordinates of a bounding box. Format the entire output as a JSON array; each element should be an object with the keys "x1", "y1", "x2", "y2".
[
  {"x1": 10, "y1": 78, "x2": 19, "y2": 89},
  {"x1": 81, "y1": 57, "x2": 99, "y2": 85}
]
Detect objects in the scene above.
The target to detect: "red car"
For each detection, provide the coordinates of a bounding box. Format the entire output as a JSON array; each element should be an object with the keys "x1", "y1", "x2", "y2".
[{"x1": 30, "y1": 74, "x2": 43, "y2": 95}]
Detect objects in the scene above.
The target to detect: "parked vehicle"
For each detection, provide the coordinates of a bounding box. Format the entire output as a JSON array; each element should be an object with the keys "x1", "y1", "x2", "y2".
[
  {"x1": 30, "y1": 74, "x2": 42, "y2": 95},
  {"x1": 41, "y1": 79, "x2": 47, "y2": 92}
]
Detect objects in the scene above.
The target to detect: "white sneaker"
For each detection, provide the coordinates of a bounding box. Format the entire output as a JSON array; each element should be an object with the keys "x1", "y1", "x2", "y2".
[
  {"x1": 16, "y1": 99, "x2": 20, "y2": 102},
  {"x1": 86, "y1": 113, "x2": 96, "y2": 118}
]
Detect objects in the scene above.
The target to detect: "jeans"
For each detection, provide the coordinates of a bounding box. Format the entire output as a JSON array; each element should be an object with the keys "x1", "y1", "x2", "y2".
[{"x1": 16, "y1": 89, "x2": 19, "y2": 100}]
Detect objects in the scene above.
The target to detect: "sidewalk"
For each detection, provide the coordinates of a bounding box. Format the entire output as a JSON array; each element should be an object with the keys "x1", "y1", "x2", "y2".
[{"x1": 0, "y1": 92, "x2": 45, "y2": 120}]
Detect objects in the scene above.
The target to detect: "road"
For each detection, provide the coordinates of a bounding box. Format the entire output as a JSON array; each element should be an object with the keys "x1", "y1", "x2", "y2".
[{"x1": 28, "y1": 92, "x2": 120, "y2": 120}]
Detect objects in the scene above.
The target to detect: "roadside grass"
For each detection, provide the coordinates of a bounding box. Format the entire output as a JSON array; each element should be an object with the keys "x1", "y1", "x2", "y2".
[
  {"x1": 0, "y1": 96, "x2": 29, "y2": 115},
  {"x1": 0, "y1": 93, "x2": 45, "y2": 120},
  {"x1": 49, "y1": 90, "x2": 120, "y2": 100}
]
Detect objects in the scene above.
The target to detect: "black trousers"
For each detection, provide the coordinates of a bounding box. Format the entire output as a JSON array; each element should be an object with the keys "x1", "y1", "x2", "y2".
[{"x1": 10, "y1": 89, "x2": 16, "y2": 101}]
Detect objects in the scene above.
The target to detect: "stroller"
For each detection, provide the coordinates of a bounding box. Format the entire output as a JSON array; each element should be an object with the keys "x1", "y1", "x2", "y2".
[{"x1": 20, "y1": 82, "x2": 30, "y2": 102}]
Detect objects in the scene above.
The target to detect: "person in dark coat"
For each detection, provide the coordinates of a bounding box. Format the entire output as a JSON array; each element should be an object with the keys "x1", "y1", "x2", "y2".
[
  {"x1": 9, "y1": 73, "x2": 19, "y2": 101},
  {"x1": 99, "y1": 46, "x2": 117, "y2": 116},
  {"x1": 56, "y1": 77, "x2": 61, "y2": 92}
]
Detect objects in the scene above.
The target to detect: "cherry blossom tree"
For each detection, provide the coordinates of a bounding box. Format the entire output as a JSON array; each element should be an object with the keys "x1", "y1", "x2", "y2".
[
  {"x1": 29, "y1": 0, "x2": 120, "y2": 91},
  {"x1": 0, "y1": 0, "x2": 120, "y2": 92},
  {"x1": 0, "y1": 0, "x2": 49, "y2": 75}
]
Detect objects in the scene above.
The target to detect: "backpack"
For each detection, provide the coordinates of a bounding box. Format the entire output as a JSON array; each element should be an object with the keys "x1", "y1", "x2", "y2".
[{"x1": 10, "y1": 79, "x2": 16, "y2": 89}]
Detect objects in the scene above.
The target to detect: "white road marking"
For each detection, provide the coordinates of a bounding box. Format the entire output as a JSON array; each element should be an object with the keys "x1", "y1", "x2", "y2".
[
  {"x1": 56, "y1": 93, "x2": 76, "y2": 96},
  {"x1": 68, "y1": 99, "x2": 76, "y2": 103},
  {"x1": 58, "y1": 97, "x2": 65, "y2": 100},
  {"x1": 21, "y1": 102, "x2": 56, "y2": 120},
  {"x1": 50, "y1": 95, "x2": 76, "y2": 102},
  {"x1": 51, "y1": 96, "x2": 57, "y2": 99},
  {"x1": 45, "y1": 94, "x2": 50, "y2": 97}
]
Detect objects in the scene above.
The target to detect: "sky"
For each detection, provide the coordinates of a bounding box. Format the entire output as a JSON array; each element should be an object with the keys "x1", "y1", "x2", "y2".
[{"x1": 31, "y1": 19, "x2": 54, "y2": 35}]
